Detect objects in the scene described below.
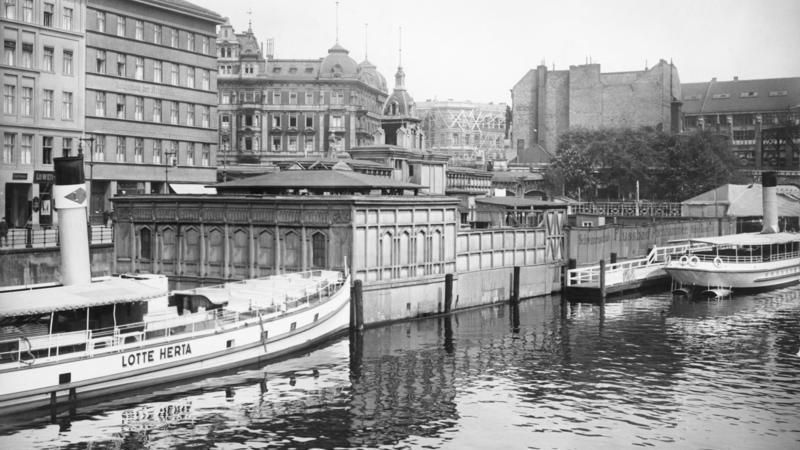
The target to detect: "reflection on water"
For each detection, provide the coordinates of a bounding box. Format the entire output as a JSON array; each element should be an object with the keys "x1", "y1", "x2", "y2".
[{"x1": 2, "y1": 287, "x2": 800, "y2": 449}]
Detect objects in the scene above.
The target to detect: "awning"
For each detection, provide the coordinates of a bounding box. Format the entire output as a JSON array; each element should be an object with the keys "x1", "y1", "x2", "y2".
[
  {"x1": 0, "y1": 277, "x2": 167, "y2": 318},
  {"x1": 689, "y1": 232, "x2": 800, "y2": 246},
  {"x1": 170, "y1": 183, "x2": 216, "y2": 195}
]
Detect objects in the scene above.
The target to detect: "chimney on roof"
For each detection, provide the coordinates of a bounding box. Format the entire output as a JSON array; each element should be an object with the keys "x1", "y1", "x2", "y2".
[
  {"x1": 265, "y1": 38, "x2": 274, "y2": 59},
  {"x1": 711, "y1": 77, "x2": 717, "y2": 82},
  {"x1": 733, "y1": 76, "x2": 738, "y2": 81}
]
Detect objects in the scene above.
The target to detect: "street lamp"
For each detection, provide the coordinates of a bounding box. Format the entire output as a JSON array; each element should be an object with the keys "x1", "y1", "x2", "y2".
[
  {"x1": 164, "y1": 151, "x2": 176, "y2": 194},
  {"x1": 78, "y1": 136, "x2": 95, "y2": 223}
]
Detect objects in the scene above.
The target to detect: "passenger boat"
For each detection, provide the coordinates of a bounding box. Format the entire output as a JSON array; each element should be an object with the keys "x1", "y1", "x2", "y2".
[
  {"x1": 664, "y1": 171, "x2": 800, "y2": 296},
  {"x1": 0, "y1": 155, "x2": 350, "y2": 413},
  {"x1": 0, "y1": 270, "x2": 350, "y2": 413}
]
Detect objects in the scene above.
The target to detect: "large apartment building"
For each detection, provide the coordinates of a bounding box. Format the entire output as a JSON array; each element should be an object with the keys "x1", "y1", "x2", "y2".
[
  {"x1": 216, "y1": 21, "x2": 390, "y2": 166},
  {"x1": 2, "y1": 0, "x2": 86, "y2": 228},
  {"x1": 83, "y1": 0, "x2": 223, "y2": 223},
  {"x1": 681, "y1": 76, "x2": 800, "y2": 170}
]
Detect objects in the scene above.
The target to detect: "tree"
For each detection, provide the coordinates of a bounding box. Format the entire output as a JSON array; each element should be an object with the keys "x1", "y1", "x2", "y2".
[{"x1": 546, "y1": 127, "x2": 745, "y2": 201}]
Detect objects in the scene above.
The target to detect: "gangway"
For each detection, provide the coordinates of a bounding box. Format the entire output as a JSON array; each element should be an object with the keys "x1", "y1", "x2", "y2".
[{"x1": 565, "y1": 243, "x2": 696, "y2": 299}]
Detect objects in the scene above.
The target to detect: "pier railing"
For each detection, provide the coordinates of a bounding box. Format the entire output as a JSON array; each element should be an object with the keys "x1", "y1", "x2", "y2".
[
  {"x1": 0, "y1": 225, "x2": 113, "y2": 250},
  {"x1": 572, "y1": 202, "x2": 682, "y2": 217},
  {"x1": 566, "y1": 243, "x2": 694, "y2": 288}
]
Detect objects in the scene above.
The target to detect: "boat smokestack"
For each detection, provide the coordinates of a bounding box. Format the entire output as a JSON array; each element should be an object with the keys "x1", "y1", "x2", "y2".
[
  {"x1": 54, "y1": 156, "x2": 91, "y2": 285},
  {"x1": 761, "y1": 171, "x2": 779, "y2": 234}
]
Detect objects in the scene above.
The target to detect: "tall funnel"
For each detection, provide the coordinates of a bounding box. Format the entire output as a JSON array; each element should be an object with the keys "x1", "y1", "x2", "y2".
[
  {"x1": 54, "y1": 156, "x2": 91, "y2": 285},
  {"x1": 761, "y1": 171, "x2": 779, "y2": 234}
]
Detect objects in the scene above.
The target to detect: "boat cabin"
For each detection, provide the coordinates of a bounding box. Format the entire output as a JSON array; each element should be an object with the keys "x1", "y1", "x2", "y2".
[{"x1": 684, "y1": 232, "x2": 800, "y2": 264}]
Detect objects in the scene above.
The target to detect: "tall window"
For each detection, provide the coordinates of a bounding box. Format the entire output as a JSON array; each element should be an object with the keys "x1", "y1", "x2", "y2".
[
  {"x1": 201, "y1": 106, "x2": 209, "y2": 128},
  {"x1": 201, "y1": 70, "x2": 209, "y2": 90},
  {"x1": 21, "y1": 86, "x2": 31, "y2": 116},
  {"x1": 169, "y1": 140, "x2": 178, "y2": 164},
  {"x1": 186, "y1": 33, "x2": 194, "y2": 51},
  {"x1": 4, "y1": 40, "x2": 15, "y2": 66},
  {"x1": 3, "y1": 0, "x2": 15, "y2": 19},
  {"x1": 96, "y1": 50, "x2": 106, "y2": 73},
  {"x1": 42, "y1": 89, "x2": 53, "y2": 118},
  {"x1": 331, "y1": 115, "x2": 344, "y2": 129},
  {"x1": 201, "y1": 144, "x2": 210, "y2": 166},
  {"x1": 170, "y1": 28, "x2": 177, "y2": 47},
  {"x1": 116, "y1": 136, "x2": 126, "y2": 162},
  {"x1": 186, "y1": 67, "x2": 194, "y2": 88},
  {"x1": 43, "y1": 47, "x2": 53, "y2": 71},
  {"x1": 20, "y1": 134, "x2": 31, "y2": 164},
  {"x1": 153, "y1": 99, "x2": 161, "y2": 122},
  {"x1": 304, "y1": 136, "x2": 314, "y2": 153},
  {"x1": 289, "y1": 92, "x2": 298, "y2": 105},
  {"x1": 95, "y1": 91, "x2": 105, "y2": 116},
  {"x1": 289, "y1": 114, "x2": 298, "y2": 128},
  {"x1": 272, "y1": 136, "x2": 281, "y2": 152},
  {"x1": 62, "y1": 7, "x2": 72, "y2": 30},
  {"x1": 135, "y1": 20, "x2": 143, "y2": 40},
  {"x1": 22, "y1": 0, "x2": 31, "y2": 22},
  {"x1": 61, "y1": 91, "x2": 72, "y2": 120},
  {"x1": 116, "y1": 53, "x2": 126, "y2": 77},
  {"x1": 169, "y1": 101, "x2": 177, "y2": 124},
  {"x1": 153, "y1": 24, "x2": 161, "y2": 44},
  {"x1": 134, "y1": 56, "x2": 143, "y2": 80},
  {"x1": 3, "y1": 84, "x2": 14, "y2": 114},
  {"x1": 116, "y1": 94, "x2": 125, "y2": 119},
  {"x1": 305, "y1": 92, "x2": 313, "y2": 105},
  {"x1": 272, "y1": 92, "x2": 281, "y2": 105},
  {"x1": 2, "y1": 133, "x2": 13, "y2": 163},
  {"x1": 62, "y1": 137, "x2": 71, "y2": 157},
  {"x1": 21, "y1": 43, "x2": 32, "y2": 68},
  {"x1": 94, "y1": 135, "x2": 105, "y2": 161},
  {"x1": 134, "y1": 96, "x2": 143, "y2": 120},
  {"x1": 153, "y1": 60, "x2": 162, "y2": 82},
  {"x1": 305, "y1": 115, "x2": 314, "y2": 128},
  {"x1": 201, "y1": 36, "x2": 209, "y2": 54},
  {"x1": 288, "y1": 136, "x2": 297, "y2": 152},
  {"x1": 152, "y1": 140, "x2": 161, "y2": 163},
  {"x1": 170, "y1": 64, "x2": 178, "y2": 85},
  {"x1": 43, "y1": 3, "x2": 53, "y2": 27},
  {"x1": 62, "y1": 50, "x2": 73, "y2": 75},
  {"x1": 331, "y1": 90, "x2": 344, "y2": 105},
  {"x1": 186, "y1": 105, "x2": 194, "y2": 126},
  {"x1": 96, "y1": 11, "x2": 105, "y2": 32},
  {"x1": 134, "y1": 138, "x2": 143, "y2": 162},
  {"x1": 116, "y1": 16, "x2": 125, "y2": 37},
  {"x1": 42, "y1": 136, "x2": 52, "y2": 164},
  {"x1": 221, "y1": 114, "x2": 229, "y2": 129},
  {"x1": 186, "y1": 142, "x2": 195, "y2": 166}
]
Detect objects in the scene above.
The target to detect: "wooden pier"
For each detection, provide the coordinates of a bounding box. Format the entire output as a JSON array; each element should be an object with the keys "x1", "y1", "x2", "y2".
[{"x1": 565, "y1": 244, "x2": 694, "y2": 300}]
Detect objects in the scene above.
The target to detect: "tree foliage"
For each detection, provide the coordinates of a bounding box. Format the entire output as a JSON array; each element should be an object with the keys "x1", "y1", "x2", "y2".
[{"x1": 545, "y1": 127, "x2": 745, "y2": 201}]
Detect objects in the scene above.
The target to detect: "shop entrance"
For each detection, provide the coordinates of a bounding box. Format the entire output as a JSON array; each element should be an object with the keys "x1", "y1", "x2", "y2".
[{"x1": 4, "y1": 183, "x2": 31, "y2": 228}]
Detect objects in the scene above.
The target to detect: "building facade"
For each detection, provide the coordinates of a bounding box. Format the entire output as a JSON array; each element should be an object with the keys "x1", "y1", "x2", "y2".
[
  {"x1": 511, "y1": 60, "x2": 681, "y2": 163},
  {"x1": 418, "y1": 100, "x2": 508, "y2": 164},
  {"x1": 681, "y1": 76, "x2": 800, "y2": 170},
  {"x1": 83, "y1": 0, "x2": 222, "y2": 223},
  {"x1": 2, "y1": 0, "x2": 86, "y2": 228},
  {"x1": 216, "y1": 21, "x2": 389, "y2": 167}
]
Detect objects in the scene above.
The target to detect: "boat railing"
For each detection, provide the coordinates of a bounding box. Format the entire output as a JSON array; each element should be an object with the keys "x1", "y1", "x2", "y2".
[
  {"x1": 690, "y1": 250, "x2": 800, "y2": 264},
  {"x1": 0, "y1": 275, "x2": 347, "y2": 368},
  {"x1": 567, "y1": 243, "x2": 695, "y2": 287}
]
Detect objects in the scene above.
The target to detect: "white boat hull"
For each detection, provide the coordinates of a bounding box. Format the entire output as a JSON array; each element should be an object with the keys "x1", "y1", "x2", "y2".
[
  {"x1": 664, "y1": 258, "x2": 800, "y2": 290},
  {"x1": 0, "y1": 277, "x2": 350, "y2": 412}
]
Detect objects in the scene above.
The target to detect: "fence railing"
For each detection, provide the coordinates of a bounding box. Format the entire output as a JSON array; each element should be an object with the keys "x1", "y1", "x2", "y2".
[
  {"x1": 0, "y1": 226, "x2": 113, "y2": 250},
  {"x1": 572, "y1": 202, "x2": 682, "y2": 217},
  {"x1": 566, "y1": 243, "x2": 695, "y2": 287}
]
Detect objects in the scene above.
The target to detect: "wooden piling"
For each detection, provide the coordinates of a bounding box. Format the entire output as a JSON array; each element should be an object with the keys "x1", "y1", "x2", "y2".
[
  {"x1": 511, "y1": 266, "x2": 521, "y2": 304},
  {"x1": 599, "y1": 259, "x2": 607, "y2": 304},
  {"x1": 351, "y1": 279, "x2": 364, "y2": 331},
  {"x1": 444, "y1": 273, "x2": 453, "y2": 313}
]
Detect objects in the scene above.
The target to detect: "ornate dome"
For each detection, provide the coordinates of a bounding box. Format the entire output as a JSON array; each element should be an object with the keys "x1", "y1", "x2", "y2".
[
  {"x1": 320, "y1": 43, "x2": 358, "y2": 78},
  {"x1": 357, "y1": 59, "x2": 388, "y2": 92},
  {"x1": 383, "y1": 66, "x2": 416, "y2": 117}
]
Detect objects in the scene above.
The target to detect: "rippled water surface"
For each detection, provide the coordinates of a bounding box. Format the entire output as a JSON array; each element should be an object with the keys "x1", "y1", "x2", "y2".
[{"x1": 2, "y1": 287, "x2": 800, "y2": 449}]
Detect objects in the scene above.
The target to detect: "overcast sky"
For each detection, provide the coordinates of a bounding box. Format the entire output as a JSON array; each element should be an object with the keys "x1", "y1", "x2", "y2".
[{"x1": 193, "y1": 0, "x2": 800, "y2": 104}]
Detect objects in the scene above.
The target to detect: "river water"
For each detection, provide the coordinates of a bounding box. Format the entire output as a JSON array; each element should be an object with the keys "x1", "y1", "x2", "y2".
[{"x1": 2, "y1": 287, "x2": 800, "y2": 449}]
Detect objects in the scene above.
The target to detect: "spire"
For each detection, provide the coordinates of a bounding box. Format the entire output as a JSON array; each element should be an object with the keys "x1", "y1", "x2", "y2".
[
  {"x1": 335, "y1": 0, "x2": 340, "y2": 44},
  {"x1": 247, "y1": 8, "x2": 252, "y2": 33},
  {"x1": 364, "y1": 23, "x2": 368, "y2": 60},
  {"x1": 395, "y1": 26, "x2": 405, "y2": 89}
]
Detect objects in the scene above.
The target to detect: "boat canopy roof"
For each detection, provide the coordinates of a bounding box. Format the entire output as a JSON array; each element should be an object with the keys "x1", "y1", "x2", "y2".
[
  {"x1": 0, "y1": 278, "x2": 167, "y2": 318},
  {"x1": 689, "y1": 232, "x2": 800, "y2": 247}
]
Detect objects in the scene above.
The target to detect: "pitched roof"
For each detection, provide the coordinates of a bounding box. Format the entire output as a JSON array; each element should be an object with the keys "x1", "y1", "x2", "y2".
[
  {"x1": 681, "y1": 77, "x2": 800, "y2": 114},
  {"x1": 141, "y1": 0, "x2": 224, "y2": 22},
  {"x1": 683, "y1": 184, "x2": 800, "y2": 217},
  {"x1": 213, "y1": 169, "x2": 422, "y2": 190}
]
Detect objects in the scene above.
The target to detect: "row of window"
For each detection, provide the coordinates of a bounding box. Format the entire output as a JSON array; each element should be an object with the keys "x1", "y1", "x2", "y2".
[
  {"x1": 220, "y1": 89, "x2": 382, "y2": 109},
  {"x1": 4, "y1": 82, "x2": 73, "y2": 120},
  {"x1": 685, "y1": 112, "x2": 799, "y2": 128},
  {"x1": 92, "y1": 48, "x2": 212, "y2": 91},
  {"x1": 85, "y1": 135, "x2": 210, "y2": 166},
  {"x1": 221, "y1": 112, "x2": 319, "y2": 130},
  {"x1": 433, "y1": 133, "x2": 505, "y2": 148},
  {"x1": 222, "y1": 134, "x2": 319, "y2": 153},
  {"x1": 3, "y1": 133, "x2": 70, "y2": 165},
  {"x1": 91, "y1": 8, "x2": 212, "y2": 56},
  {"x1": 90, "y1": 90, "x2": 211, "y2": 128},
  {"x1": 3, "y1": 0, "x2": 74, "y2": 31},
  {"x1": 4, "y1": 40, "x2": 74, "y2": 75}
]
